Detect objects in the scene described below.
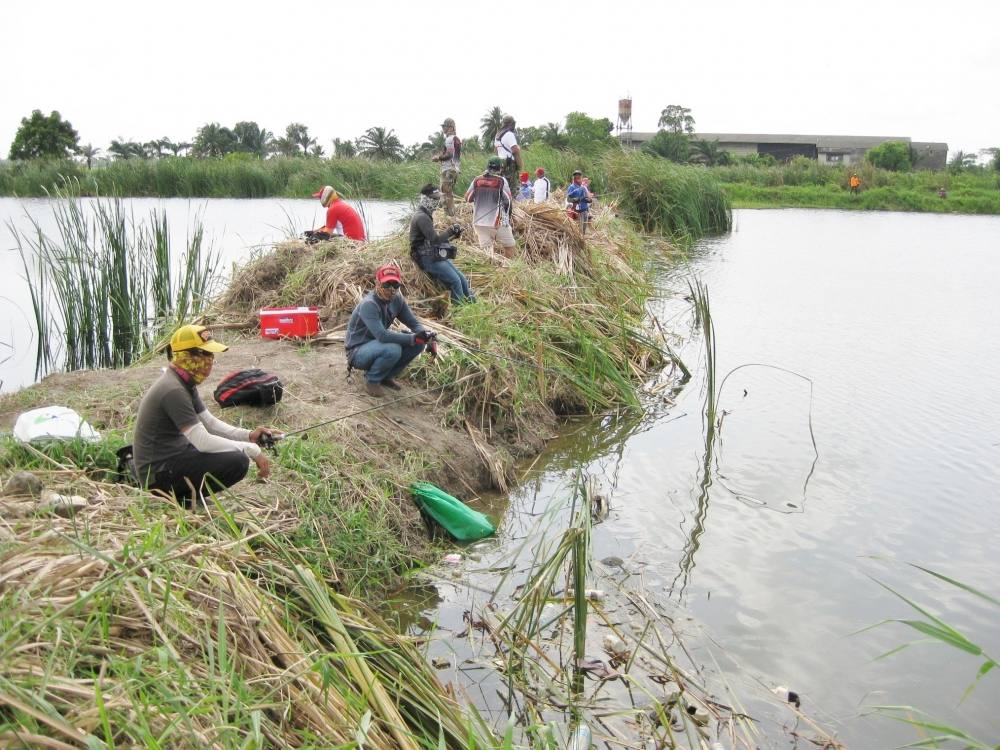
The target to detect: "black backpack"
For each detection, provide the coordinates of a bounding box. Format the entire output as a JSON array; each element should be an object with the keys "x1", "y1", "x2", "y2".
[{"x1": 213, "y1": 369, "x2": 284, "y2": 408}]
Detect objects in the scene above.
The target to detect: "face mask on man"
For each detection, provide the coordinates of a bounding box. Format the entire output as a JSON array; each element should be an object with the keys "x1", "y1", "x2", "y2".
[{"x1": 420, "y1": 191, "x2": 442, "y2": 212}]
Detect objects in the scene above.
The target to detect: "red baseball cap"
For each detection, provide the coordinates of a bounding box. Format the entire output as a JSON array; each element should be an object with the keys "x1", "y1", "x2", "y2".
[
  {"x1": 535, "y1": 167, "x2": 545, "y2": 176},
  {"x1": 375, "y1": 264, "x2": 402, "y2": 284}
]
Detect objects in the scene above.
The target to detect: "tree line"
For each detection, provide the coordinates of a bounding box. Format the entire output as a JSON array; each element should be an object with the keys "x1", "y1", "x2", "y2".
[{"x1": 8, "y1": 107, "x2": 1000, "y2": 174}]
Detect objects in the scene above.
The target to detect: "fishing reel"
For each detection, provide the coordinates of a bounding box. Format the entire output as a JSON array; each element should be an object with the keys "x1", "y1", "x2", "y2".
[{"x1": 257, "y1": 431, "x2": 285, "y2": 452}]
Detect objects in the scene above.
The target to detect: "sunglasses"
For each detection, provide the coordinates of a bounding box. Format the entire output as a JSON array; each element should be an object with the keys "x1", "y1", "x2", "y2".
[{"x1": 381, "y1": 281, "x2": 401, "y2": 290}]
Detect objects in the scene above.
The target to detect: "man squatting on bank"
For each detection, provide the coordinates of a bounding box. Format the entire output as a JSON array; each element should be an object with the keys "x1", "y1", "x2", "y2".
[
  {"x1": 344, "y1": 264, "x2": 438, "y2": 398},
  {"x1": 132, "y1": 325, "x2": 279, "y2": 503}
]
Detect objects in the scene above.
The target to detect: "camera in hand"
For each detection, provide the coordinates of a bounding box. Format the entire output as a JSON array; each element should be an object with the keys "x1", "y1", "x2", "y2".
[{"x1": 434, "y1": 242, "x2": 458, "y2": 260}]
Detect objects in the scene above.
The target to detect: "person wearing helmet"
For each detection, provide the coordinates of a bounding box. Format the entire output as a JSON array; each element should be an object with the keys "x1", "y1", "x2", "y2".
[
  {"x1": 493, "y1": 114, "x2": 523, "y2": 194},
  {"x1": 310, "y1": 185, "x2": 366, "y2": 241},
  {"x1": 464, "y1": 157, "x2": 516, "y2": 258},
  {"x1": 431, "y1": 118, "x2": 462, "y2": 216},
  {"x1": 344, "y1": 264, "x2": 435, "y2": 398},
  {"x1": 132, "y1": 324, "x2": 281, "y2": 504}
]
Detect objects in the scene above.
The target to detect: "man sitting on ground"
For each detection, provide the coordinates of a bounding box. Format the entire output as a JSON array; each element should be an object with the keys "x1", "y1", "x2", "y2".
[
  {"x1": 344, "y1": 264, "x2": 436, "y2": 398},
  {"x1": 133, "y1": 324, "x2": 279, "y2": 504},
  {"x1": 410, "y1": 184, "x2": 475, "y2": 303},
  {"x1": 310, "y1": 185, "x2": 367, "y2": 241},
  {"x1": 465, "y1": 157, "x2": 516, "y2": 259}
]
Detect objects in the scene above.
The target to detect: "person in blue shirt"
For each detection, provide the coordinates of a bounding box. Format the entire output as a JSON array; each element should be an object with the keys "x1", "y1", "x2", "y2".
[{"x1": 566, "y1": 170, "x2": 593, "y2": 233}]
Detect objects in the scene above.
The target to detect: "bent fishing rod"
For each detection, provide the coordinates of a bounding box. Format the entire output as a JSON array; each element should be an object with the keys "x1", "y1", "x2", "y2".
[{"x1": 259, "y1": 337, "x2": 574, "y2": 448}]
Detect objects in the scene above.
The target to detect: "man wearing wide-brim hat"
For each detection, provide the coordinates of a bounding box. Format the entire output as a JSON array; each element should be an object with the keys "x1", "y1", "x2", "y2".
[{"x1": 132, "y1": 324, "x2": 280, "y2": 504}]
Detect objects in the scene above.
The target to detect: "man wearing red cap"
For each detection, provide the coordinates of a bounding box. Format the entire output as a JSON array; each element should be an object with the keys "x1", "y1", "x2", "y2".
[
  {"x1": 310, "y1": 185, "x2": 366, "y2": 241},
  {"x1": 532, "y1": 167, "x2": 550, "y2": 203},
  {"x1": 343, "y1": 264, "x2": 435, "y2": 397},
  {"x1": 515, "y1": 172, "x2": 534, "y2": 202}
]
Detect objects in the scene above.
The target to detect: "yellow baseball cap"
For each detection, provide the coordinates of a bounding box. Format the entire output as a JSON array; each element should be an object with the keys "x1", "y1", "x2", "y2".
[{"x1": 169, "y1": 324, "x2": 228, "y2": 353}]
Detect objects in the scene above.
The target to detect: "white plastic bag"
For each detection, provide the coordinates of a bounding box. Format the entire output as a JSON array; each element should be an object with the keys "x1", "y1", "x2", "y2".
[{"x1": 13, "y1": 406, "x2": 101, "y2": 444}]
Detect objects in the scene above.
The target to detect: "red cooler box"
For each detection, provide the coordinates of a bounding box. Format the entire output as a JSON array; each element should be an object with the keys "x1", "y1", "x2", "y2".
[{"x1": 260, "y1": 306, "x2": 320, "y2": 339}]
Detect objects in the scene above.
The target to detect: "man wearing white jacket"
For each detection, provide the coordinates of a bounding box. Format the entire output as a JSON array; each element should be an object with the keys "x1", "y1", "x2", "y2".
[{"x1": 133, "y1": 324, "x2": 280, "y2": 504}]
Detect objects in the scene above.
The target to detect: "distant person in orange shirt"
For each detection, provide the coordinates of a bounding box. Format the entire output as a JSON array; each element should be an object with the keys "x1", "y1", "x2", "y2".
[
  {"x1": 849, "y1": 173, "x2": 861, "y2": 195},
  {"x1": 310, "y1": 185, "x2": 366, "y2": 240}
]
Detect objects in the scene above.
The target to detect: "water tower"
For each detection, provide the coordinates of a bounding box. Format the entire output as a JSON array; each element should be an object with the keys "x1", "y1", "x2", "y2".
[{"x1": 616, "y1": 97, "x2": 633, "y2": 147}]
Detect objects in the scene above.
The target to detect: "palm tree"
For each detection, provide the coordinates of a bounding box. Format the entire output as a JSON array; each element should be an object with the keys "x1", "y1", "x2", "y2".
[
  {"x1": 233, "y1": 121, "x2": 273, "y2": 157},
  {"x1": 143, "y1": 140, "x2": 166, "y2": 159},
  {"x1": 283, "y1": 123, "x2": 315, "y2": 155},
  {"x1": 357, "y1": 127, "x2": 404, "y2": 162},
  {"x1": 193, "y1": 123, "x2": 236, "y2": 157},
  {"x1": 541, "y1": 122, "x2": 568, "y2": 149},
  {"x1": 308, "y1": 143, "x2": 326, "y2": 158},
  {"x1": 108, "y1": 139, "x2": 144, "y2": 160},
  {"x1": 332, "y1": 138, "x2": 357, "y2": 158},
  {"x1": 947, "y1": 150, "x2": 977, "y2": 173},
  {"x1": 480, "y1": 106, "x2": 504, "y2": 146},
  {"x1": 79, "y1": 143, "x2": 101, "y2": 168},
  {"x1": 690, "y1": 139, "x2": 730, "y2": 166}
]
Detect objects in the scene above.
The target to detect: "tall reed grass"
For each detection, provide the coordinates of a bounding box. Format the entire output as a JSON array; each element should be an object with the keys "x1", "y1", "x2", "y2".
[
  {"x1": 10, "y1": 181, "x2": 218, "y2": 376},
  {"x1": 602, "y1": 151, "x2": 733, "y2": 240}
]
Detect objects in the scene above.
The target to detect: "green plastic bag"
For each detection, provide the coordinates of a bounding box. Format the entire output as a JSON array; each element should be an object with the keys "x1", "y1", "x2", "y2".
[{"x1": 410, "y1": 481, "x2": 495, "y2": 541}]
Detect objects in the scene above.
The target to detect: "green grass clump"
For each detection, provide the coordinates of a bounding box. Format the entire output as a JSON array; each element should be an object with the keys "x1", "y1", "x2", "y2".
[
  {"x1": 601, "y1": 150, "x2": 732, "y2": 240},
  {"x1": 11, "y1": 180, "x2": 218, "y2": 377},
  {"x1": 0, "y1": 463, "x2": 499, "y2": 748},
  {"x1": 714, "y1": 160, "x2": 1000, "y2": 214}
]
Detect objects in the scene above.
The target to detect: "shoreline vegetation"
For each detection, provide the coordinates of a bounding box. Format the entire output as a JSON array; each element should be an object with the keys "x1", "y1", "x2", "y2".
[
  {"x1": 1, "y1": 184, "x2": 785, "y2": 746},
  {"x1": 3, "y1": 147, "x2": 999, "y2": 215}
]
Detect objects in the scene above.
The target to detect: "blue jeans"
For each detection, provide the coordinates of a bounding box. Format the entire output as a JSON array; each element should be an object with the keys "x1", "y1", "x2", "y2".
[
  {"x1": 418, "y1": 257, "x2": 475, "y2": 303},
  {"x1": 350, "y1": 339, "x2": 425, "y2": 384}
]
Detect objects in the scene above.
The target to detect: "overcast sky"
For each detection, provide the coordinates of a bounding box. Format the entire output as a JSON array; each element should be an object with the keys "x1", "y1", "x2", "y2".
[{"x1": 3, "y1": 0, "x2": 998, "y2": 161}]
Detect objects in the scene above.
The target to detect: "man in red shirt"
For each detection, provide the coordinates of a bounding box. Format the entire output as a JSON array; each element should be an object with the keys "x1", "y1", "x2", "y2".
[{"x1": 311, "y1": 185, "x2": 366, "y2": 240}]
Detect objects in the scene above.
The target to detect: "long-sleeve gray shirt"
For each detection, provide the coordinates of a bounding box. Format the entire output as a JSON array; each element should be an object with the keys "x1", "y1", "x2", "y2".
[{"x1": 344, "y1": 290, "x2": 425, "y2": 354}]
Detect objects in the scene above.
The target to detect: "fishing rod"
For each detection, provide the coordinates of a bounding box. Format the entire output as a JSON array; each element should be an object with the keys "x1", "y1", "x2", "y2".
[
  {"x1": 258, "y1": 379, "x2": 458, "y2": 448},
  {"x1": 437, "y1": 334, "x2": 572, "y2": 380},
  {"x1": 257, "y1": 336, "x2": 566, "y2": 449}
]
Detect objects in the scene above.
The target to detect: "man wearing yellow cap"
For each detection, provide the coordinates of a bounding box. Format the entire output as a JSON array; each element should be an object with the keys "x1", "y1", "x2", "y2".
[
  {"x1": 132, "y1": 324, "x2": 279, "y2": 504},
  {"x1": 310, "y1": 185, "x2": 366, "y2": 240}
]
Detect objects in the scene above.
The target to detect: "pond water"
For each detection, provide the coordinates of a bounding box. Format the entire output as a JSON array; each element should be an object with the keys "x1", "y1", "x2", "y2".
[
  {"x1": 0, "y1": 197, "x2": 410, "y2": 392},
  {"x1": 415, "y1": 209, "x2": 1000, "y2": 748}
]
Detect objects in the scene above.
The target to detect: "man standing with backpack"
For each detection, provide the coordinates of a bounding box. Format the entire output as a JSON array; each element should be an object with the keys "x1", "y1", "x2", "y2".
[
  {"x1": 431, "y1": 118, "x2": 462, "y2": 216},
  {"x1": 465, "y1": 157, "x2": 516, "y2": 259},
  {"x1": 493, "y1": 114, "x2": 523, "y2": 194}
]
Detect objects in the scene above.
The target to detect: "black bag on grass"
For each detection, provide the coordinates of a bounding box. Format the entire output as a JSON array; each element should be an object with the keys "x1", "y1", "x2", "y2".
[{"x1": 213, "y1": 369, "x2": 284, "y2": 408}]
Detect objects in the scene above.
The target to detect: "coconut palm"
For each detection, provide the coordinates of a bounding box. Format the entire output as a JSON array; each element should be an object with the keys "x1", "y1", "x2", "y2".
[
  {"x1": 108, "y1": 139, "x2": 144, "y2": 160},
  {"x1": 79, "y1": 143, "x2": 101, "y2": 169},
  {"x1": 332, "y1": 138, "x2": 357, "y2": 158},
  {"x1": 480, "y1": 106, "x2": 504, "y2": 146},
  {"x1": 690, "y1": 139, "x2": 730, "y2": 166},
  {"x1": 193, "y1": 123, "x2": 236, "y2": 157},
  {"x1": 308, "y1": 143, "x2": 326, "y2": 158},
  {"x1": 357, "y1": 127, "x2": 404, "y2": 162},
  {"x1": 541, "y1": 122, "x2": 568, "y2": 149},
  {"x1": 233, "y1": 121, "x2": 273, "y2": 158}
]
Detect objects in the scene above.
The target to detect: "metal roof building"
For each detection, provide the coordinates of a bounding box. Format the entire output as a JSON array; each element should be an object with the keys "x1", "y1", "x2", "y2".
[{"x1": 624, "y1": 132, "x2": 948, "y2": 169}]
